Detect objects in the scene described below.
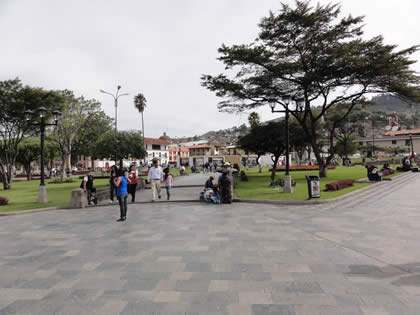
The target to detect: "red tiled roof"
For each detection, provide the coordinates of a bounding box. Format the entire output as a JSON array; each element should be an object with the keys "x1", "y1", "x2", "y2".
[
  {"x1": 168, "y1": 147, "x2": 189, "y2": 152},
  {"x1": 144, "y1": 138, "x2": 171, "y2": 145},
  {"x1": 384, "y1": 128, "x2": 420, "y2": 136}
]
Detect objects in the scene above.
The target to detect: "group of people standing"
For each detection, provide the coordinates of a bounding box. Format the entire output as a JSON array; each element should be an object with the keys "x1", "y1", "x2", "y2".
[
  {"x1": 204, "y1": 162, "x2": 234, "y2": 204},
  {"x1": 147, "y1": 159, "x2": 173, "y2": 201}
]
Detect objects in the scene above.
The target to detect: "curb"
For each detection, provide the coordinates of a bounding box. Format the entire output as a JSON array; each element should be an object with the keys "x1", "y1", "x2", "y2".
[
  {"x1": 233, "y1": 172, "x2": 417, "y2": 206},
  {"x1": 0, "y1": 206, "x2": 60, "y2": 216}
]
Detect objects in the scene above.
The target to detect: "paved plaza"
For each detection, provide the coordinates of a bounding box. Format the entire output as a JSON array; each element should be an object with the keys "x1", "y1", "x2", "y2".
[{"x1": 1, "y1": 174, "x2": 420, "y2": 314}]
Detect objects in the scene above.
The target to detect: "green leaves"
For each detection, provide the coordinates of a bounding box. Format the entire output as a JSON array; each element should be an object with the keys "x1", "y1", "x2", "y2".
[{"x1": 94, "y1": 130, "x2": 146, "y2": 162}]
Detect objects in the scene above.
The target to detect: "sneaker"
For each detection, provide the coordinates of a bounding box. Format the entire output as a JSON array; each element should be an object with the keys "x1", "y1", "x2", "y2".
[
  {"x1": 116, "y1": 218, "x2": 124, "y2": 222},
  {"x1": 109, "y1": 200, "x2": 114, "y2": 204},
  {"x1": 158, "y1": 195, "x2": 161, "y2": 200}
]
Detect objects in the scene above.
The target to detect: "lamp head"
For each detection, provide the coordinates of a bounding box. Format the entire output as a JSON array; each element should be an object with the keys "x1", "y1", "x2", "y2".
[
  {"x1": 38, "y1": 107, "x2": 47, "y2": 118},
  {"x1": 283, "y1": 95, "x2": 291, "y2": 106},
  {"x1": 24, "y1": 110, "x2": 34, "y2": 121},
  {"x1": 296, "y1": 97, "x2": 305, "y2": 111},
  {"x1": 52, "y1": 110, "x2": 62, "y2": 122},
  {"x1": 117, "y1": 85, "x2": 121, "y2": 90},
  {"x1": 269, "y1": 100, "x2": 276, "y2": 111}
]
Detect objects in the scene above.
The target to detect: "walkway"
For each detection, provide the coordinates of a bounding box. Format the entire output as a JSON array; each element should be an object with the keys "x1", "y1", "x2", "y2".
[{"x1": 0, "y1": 174, "x2": 420, "y2": 314}]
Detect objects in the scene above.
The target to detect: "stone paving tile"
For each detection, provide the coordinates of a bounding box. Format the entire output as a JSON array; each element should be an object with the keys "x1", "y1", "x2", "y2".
[{"x1": 1, "y1": 175, "x2": 420, "y2": 314}]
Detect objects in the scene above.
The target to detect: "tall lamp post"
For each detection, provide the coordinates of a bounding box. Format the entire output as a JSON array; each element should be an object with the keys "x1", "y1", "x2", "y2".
[
  {"x1": 178, "y1": 143, "x2": 182, "y2": 169},
  {"x1": 269, "y1": 96, "x2": 305, "y2": 193},
  {"x1": 25, "y1": 107, "x2": 62, "y2": 204},
  {"x1": 99, "y1": 85, "x2": 128, "y2": 131},
  {"x1": 365, "y1": 115, "x2": 384, "y2": 159}
]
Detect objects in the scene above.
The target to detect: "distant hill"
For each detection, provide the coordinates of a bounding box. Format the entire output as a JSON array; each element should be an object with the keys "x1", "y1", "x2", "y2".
[{"x1": 369, "y1": 95, "x2": 417, "y2": 113}]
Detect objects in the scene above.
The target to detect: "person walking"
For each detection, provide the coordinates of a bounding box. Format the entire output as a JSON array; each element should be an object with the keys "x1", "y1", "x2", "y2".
[
  {"x1": 164, "y1": 170, "x2": 173, "y2": 200},
  {"x1": 147, "y1": 159, "x2": 163, "y2": 201},
  {"x1": 127, "y1": 165, "x2": 138, "y2": 202},
  {"x1": 109, "y1": 165, "x2": 118, "y2": 203},
  {"x1": 114, "y1": 168, "x2": 128, "y2": 221}
]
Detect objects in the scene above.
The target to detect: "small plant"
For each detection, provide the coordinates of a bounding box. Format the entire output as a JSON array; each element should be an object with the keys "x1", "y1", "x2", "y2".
[
  {"x1": 48, "y1": 178, "x2": 74, "y2": 184},
  {"x1": 0, "y1": 196, "x2": 8, "y2": 206}
]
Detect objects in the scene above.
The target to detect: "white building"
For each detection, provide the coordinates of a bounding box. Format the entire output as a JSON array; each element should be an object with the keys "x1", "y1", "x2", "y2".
[{"x1": 144, "y1": 138, "x2": 171, "y2": 166}]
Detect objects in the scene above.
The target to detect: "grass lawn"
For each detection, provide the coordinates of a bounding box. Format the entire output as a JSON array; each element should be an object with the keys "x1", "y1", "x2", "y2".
[
  {"x1": 0, "y1": 178, "x2": 109, "y2": 212},
  {"x1": 235, "y1": 165, "x2": 402, "y2": 201}
]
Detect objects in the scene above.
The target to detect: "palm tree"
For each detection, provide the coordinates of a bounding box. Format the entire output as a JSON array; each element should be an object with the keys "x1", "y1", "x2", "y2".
[{"x1": 134, "y1": 93, "x2": 147, "y2": 144}]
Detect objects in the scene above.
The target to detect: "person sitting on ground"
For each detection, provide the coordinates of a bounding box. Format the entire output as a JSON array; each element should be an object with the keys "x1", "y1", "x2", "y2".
[
  {"x1": 240, "y1": 170, "x2": 248, "y2": 181},
  {"x1": 180, "y1": 164, "x2": 186, "y2": 175},
  {"x1": 205, "y1": 175, "x2": 215, "y2": 189},
  {"x1": 81, "y1": 172, "x2": 96, "y2": 205},
  {"x1": 366, "y1": 165, "x2": 381, "y2": 182},
  {"x1": 402, "y1": 156, "x2": 412, "y2": 171}
]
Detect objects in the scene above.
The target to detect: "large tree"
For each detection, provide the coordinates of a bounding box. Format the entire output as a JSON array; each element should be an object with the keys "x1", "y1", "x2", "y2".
[
  {"x1": 202, "y1": 0, "x2": 420, "y2": 177},
  {"x1": 94, "y1": 130, "x2": 146, "y2": 166},
  {"x1": 16, "y1": 138, "x2": 41, "y2": 180},
  {"x1": 0, "y1": 79, "x2": 63, "y2": 189},
  {"x1": 53, "y1": 90, "x2": 102, "y2": 179},
  {"x1": 71, "y1": 110, "x2": 113, "y2": 168},
  {"x1": 238, "y1": 120, "x2": 309, "y2": 184}
]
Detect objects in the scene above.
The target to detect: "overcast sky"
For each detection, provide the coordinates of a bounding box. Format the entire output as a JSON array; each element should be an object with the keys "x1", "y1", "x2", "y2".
[{"x1": 1, "y1": 0, "x2": 419, "y2": 138}]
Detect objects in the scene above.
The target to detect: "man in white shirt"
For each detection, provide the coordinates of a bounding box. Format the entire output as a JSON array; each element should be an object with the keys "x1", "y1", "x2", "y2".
[{"x1": 147, "y1": 159, "x2": 163, "y2": 201}]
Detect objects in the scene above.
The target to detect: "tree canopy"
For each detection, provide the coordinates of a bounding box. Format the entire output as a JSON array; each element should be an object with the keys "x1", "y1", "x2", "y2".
[
  {"x1": 0, "y1": 78, "x2": 63, "y2": 189},
  {"x1": 202, "y1": 0, "x2": 420, "y2": 176},
  {"x1": 94, "y1": 130, "x2": 146, "y2": 165}
]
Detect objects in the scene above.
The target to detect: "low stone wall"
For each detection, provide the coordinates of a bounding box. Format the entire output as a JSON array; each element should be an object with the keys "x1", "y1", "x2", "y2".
[{"x1": 70, "y1": 179, "x2": 146, "y2": 208}]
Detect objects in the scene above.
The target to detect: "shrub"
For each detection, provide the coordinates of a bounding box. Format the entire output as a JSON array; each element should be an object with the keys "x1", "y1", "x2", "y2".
[
  {"x1": 0, "y1": 196, "x2": 8, "y2": 206},
  {"x1": 325, "y1": 179, "x2": 354, "y2": 191},
  {"x1": 48, "y1": 178, "x2": 74, "y2": 184}
]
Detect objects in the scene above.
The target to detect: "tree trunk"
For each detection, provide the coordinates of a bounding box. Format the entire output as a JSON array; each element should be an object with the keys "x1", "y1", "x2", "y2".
[
  {"x1": 0, "y1": 164, "x2": 11, "y2": 190},
  {"x1": 141, "y1": 112, "x2": 145, "y2": 145},
  {"x1": 3, "y1": 163, "x2": 13, "y2": 190},
  {"x1": 25, "y1": 164, "x2": 32, "y2": 181},
  {"x1": 270, "y1": 155, "x2": 280, "y2": 185}
]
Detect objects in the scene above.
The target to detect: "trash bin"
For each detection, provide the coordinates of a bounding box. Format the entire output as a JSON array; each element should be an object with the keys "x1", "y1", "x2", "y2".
[{"x1": 305, "y1": 174, "x2": 321, "y2": 198}]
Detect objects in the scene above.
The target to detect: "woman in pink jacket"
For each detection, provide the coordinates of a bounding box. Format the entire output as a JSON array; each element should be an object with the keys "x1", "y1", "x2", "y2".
[{"x1": 164, "y1": 170, "x2": 173, "y2": 200}]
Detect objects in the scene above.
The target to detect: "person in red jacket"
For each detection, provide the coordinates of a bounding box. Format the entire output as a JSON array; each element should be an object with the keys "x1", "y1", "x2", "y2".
[{"x1": 127, "y1": 165, "x2": 138, "y2": 202}]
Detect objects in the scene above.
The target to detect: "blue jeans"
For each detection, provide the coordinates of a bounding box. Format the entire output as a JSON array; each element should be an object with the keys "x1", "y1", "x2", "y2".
[
  {"x1": 110, "y1": 181, "x2": 117, "y2": 201},
  {"x1": 117, "y1": 193, "x2": 128, "y2": 218}
]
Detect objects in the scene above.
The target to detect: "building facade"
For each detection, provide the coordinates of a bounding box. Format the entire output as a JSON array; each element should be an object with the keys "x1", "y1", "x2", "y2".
[{"x1": 143, "y1": 138, "x2": 171, "y2": 166}]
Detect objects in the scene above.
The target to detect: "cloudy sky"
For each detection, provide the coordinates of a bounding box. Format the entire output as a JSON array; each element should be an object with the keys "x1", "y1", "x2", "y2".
[{"x1": 1, "y1": 0, "x2": 419, "y2": 138}]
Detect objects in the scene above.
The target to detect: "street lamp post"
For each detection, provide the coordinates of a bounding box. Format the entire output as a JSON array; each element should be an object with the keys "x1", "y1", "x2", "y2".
[
  {"x1": 178, "y1": 144, "x2": 182, "y2": 169},
  {"x1": 269, "y1": 96, "x2": 305, "y2": 193},
  {"x1": 99, "y1": 85, "x2": 129, "y2": 131},
  {"x1": 25, "y1": 108, "x2": 62, "y2": 203}
]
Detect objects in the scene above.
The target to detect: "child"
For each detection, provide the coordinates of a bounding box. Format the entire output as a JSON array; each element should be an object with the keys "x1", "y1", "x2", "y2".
[{"x1": 164, "y1": 171, "x2": 173, "y2": 200}]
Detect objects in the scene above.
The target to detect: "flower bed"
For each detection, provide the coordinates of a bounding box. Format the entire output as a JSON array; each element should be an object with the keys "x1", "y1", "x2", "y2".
[{"x1": 271, "y1": 165, "x2": 336, "y2": 172}]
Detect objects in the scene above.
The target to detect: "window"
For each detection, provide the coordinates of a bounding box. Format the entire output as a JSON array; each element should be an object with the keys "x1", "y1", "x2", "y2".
[
  {"x1": 152, "y1": 144, "x2": 161, "y2": 150},
  {"x1": 392, "y1": 140, "x2": 397, "y2": 145},
  {"x1": 405, "y1": 139, "x2": 411, "y2": 146},
  {"x1": 359, "y1": 142, "x2": 363, "y2": 146}
]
